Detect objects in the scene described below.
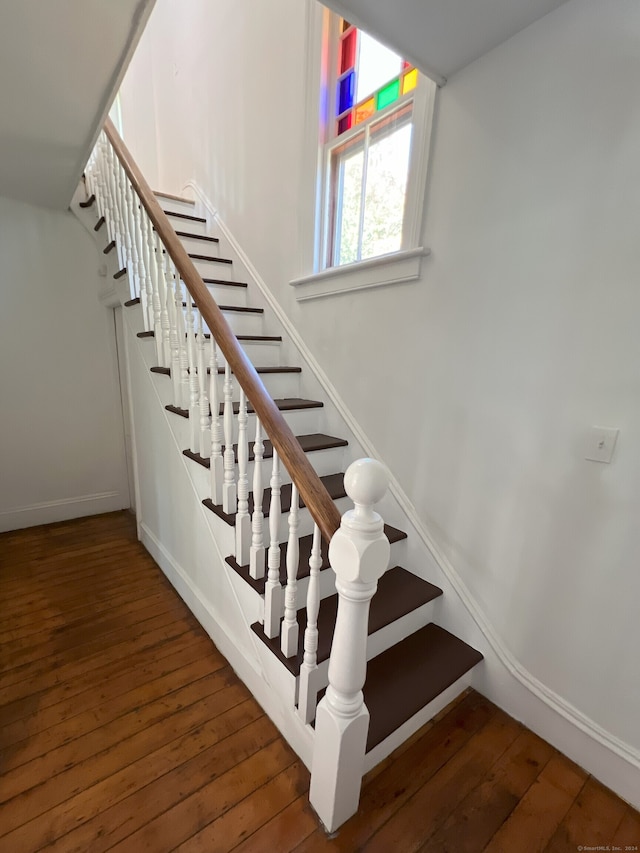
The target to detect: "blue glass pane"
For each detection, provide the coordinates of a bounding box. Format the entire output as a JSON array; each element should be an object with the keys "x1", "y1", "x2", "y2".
[{"x1": 337, "y1": 71, "x2": 355, "y2": 116}]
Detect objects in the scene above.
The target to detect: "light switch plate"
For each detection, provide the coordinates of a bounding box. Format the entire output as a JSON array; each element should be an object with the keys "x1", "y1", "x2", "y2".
[{"x1": 585, "y1": 427, "x2": 619, "y2": 463}]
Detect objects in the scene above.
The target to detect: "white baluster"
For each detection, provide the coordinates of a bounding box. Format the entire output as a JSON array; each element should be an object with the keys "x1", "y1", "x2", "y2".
[
  {"x1": 209, "y1": 334, "x2": 223, "y2": 503},
  {"x1": 93, "y1": 136, "x2": 107, "y2": 222},
  {"x1": 249, "y1": 419, "x2": 265, "y2": 580},
  {"x1": 264, "y1": 450, "x2": 283, "y2": 639},
  {"x1": 281, "y1": 483, "x2": 300, "y2": 658},
  {"x1": 298, "y1": 524, "x2": 322, "y2": 723},
  {"x1": 114, "y1": 160, "x2": 129, "y2": 272},
  {"x1": 222, "y1": 363, "x2": 237, "y2": 513},
  {"x1": 104, "y1": 144, "x2": 124, "y2": 260},
  {"x1": 101, "y1": 143, "x2": 117, "y2": 243},
  {"x1": 84, "y1": 146, "x2": 96, "y2": 200},
  {"x1": 309, "y1": 458, "x2": 390, "y2": 833},
  {"x1": 235, "y1": 389, "x2": 251, "y2": 565},
  {"x1": 197, "y1": 312, "x2": 210, "y2": 458},
  {"x1": 167, "y1": 259, "x2": 182, "y2": 407},
  {"x1": 144, "y1": 220, "x2": 167, "y2": 360},
  {"x1": 176, "y1": 277, "x2": 190, "y2": 409},
  {"x1": 125, "y1": 180, "x2": 143, "y2": 307},
  {"x1": 159, "y1": 240, "x2": 172, "y2": 367},
  {"x1": 117, "y1": 162, "x2": 135, "y2": 296},
  {"x1": 185, "y1": 290, "x2": 200, "y2": 453}
]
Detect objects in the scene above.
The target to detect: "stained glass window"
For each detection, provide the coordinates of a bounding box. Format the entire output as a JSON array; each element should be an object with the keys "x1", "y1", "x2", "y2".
[
  {"x1": 325, "y1": 20, "x2": 421, "y2": 267},
  {"x1": 334, "y1": 22, "x2": 418, "y2": 139}
]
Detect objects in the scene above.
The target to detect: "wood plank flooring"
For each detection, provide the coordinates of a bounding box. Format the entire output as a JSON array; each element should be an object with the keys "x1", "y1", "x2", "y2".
[{"x1": 1, "y1": 512, "x2": 638, "y2": 851}]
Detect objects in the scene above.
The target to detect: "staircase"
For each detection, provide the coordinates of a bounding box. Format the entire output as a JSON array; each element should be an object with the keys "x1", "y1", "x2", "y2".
[{"x1": 79, "y1": 125, "x2": 483, "y2": 832}]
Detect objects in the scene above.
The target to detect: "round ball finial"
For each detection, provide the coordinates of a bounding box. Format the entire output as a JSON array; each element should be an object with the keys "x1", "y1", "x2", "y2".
[{"x1": 344, "y1": 458, "x2": 389, "y2": 507}]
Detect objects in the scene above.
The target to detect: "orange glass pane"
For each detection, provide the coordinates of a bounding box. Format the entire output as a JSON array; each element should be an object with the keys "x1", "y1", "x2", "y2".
[
  {"x1": 354, "y1": 97, "x2": 375, "y2": 125},
  {"x1": 402, "y1": 68, "x2": 418, "y2": 94}
]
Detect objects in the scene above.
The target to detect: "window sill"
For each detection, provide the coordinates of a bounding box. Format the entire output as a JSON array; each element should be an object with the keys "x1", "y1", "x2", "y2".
[{"x1": 289, "y1": 247, "x2": 430, "y2": 302}]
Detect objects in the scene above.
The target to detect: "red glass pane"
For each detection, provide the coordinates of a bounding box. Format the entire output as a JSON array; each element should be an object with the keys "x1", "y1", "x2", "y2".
[
  {"x1": 340, "y1": 29, "x2": 356, "y2": 73},
  {"x1": 338, "y1": 113, "x2": 353, "y2": 135}
]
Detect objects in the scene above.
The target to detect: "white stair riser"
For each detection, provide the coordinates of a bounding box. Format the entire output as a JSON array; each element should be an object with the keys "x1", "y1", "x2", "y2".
[
  {"x1": 242, "y1": 408, "x2": 326, "y2": 438},
  {"x1": 213, "y1": 311, "x2": 265, "y2": 337},
  {"x1": 166, "y1": 404, "x2": 326, "y2": 440},
  {"x1": 204, "y1": 282, "x2": 247, "y2": 307},
  {"x1": 178, "y1": 235, "x2": 221, "y2": 256},
  {"x1": 180, "y1": 445, "x2": 346, "y2": 493},
  {"x1": 155, "y1": 194, "x2": 197, "y2": 215},
  {"x1": 213, "y1": 340, "x2": 282, "y2": 369},
  {"x1": 242, "y1": 445, "x2": 347, "y2": 487},
  {"x1": 193, "y1": 258, "x2": 235, "y2": 281},
  {"x1": 163, "y1": 216, "x2": 208, "y2": 236},
  {"x1": 246, "y1": 371, "x2": 300, "y2": 400}
]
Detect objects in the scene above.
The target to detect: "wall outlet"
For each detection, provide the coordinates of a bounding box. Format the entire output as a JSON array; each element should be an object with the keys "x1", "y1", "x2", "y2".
[{"x1": 585, "y1": 427, "x2": 619, "y2": 463}]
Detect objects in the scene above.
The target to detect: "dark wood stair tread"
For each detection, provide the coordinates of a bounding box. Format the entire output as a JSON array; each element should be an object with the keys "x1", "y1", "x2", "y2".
[
  {"x1": 94, "y1": 216, "x2": 105, "y2": 231},
  {"x1": 225, "y1": 523, "x2": 406, "y2": 594},
  {"x1": 151, "y1": 365, "x2": 300, "y2": 377},
  {"x1": 163, "y1": 209, "x2": 206, "y2": 223},
  {"x1": 113, "y1": 268, "x2": 127, "y2": 280},
  {"x1": 250, "y1": 567, "x2": 442, "y2": 678},
  {"x1": 103, "y1": 240, "x2": 116, "y2": 254},
  {"x1": 138, "y1": 331, "x2": 281, "y2": 343},
  {"x1": 363, "y1": 623, "x2": 483, "y2": 751},
  {"x1": 184, "y1": 433, "x2": 347, "y2": 469},
  {"x1": 203, "y1": 278, "x2": 247, "y2": 287},
  {"x1": 190, "y1": 252, "x2": 232, "y2": 264},
  {"x1": 124, "y1": 297, "x2": 140, "y2": 307},
  {"x1": 165, "y1": 397, "x2": 323, "y2": 420},
  {"x1": 79, "y1": 194, "x2": 95, "y2": 208},
  {"x1": 175, "y1": 230, "x2": 219, "y2": 243},
  {"x1": 181, "y1": 301, "x2": 263, "y2": 314},
  {"x1": 203, "y1": 472, "x2": 346, "y2": 526}
]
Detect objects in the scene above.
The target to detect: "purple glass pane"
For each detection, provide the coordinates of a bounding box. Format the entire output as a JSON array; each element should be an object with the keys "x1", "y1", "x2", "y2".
[{"x1": 337, "y1": 71, "x2": 355, "y2": 116}]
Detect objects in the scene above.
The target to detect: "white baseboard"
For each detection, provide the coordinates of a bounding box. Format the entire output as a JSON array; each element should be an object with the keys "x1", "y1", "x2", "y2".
[
  {"x1": 0, "y1": 491, "x2": 127, "y2": 533},
  {"x1": 180, "y1": 179, "x2": 640, "y2": 811}
]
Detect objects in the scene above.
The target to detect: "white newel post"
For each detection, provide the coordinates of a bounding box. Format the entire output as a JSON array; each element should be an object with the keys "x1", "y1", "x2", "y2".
[{"x1": 309, "y1": 458, "x2": 390, "y2": 833}]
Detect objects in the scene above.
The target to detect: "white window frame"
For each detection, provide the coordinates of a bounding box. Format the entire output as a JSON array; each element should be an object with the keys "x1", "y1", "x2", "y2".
[{"x1": 290, "y1": 5, "x2": 437, "y2": 302}]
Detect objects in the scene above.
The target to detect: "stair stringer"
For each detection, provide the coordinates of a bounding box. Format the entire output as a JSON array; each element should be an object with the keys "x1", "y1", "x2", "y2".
[
  {"x1": 116, "y1": 279, "x2": 316, "y2": 769},
  {"x1": 182, "y1": 179, "x2": 640, "y2": 810}
]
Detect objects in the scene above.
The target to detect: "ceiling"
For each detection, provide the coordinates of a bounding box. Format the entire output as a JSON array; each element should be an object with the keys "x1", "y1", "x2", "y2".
[
  {"x1": 0, "y1": 0, "x2": 154, "y2": 209},
  {"x1": 321, "y1": 0, "x2": 571, "y2": 84}
]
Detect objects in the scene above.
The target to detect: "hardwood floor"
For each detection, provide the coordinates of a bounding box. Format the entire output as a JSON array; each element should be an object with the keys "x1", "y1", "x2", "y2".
[{"x1": 1, "y1": 512, "x2": 638, "y2": 852}]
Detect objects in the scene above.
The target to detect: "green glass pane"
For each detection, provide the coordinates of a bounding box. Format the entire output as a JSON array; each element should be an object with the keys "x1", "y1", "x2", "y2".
[{"x1": 376, "y1": 79, "x2": 400, "y2": 111}]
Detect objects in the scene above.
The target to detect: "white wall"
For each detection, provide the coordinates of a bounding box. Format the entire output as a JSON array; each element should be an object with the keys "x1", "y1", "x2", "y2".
[
  {"x1": 0, "y1": 196, "x2": 130, "y2": 531},
  {"x1": 119, "y1": 0, "x2": 640, "y2": 768}
]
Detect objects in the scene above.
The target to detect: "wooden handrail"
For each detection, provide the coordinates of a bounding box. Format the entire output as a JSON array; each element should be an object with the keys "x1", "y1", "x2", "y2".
[{"x1": 103, "y1": 118, "x2": 341, "y2": 543}]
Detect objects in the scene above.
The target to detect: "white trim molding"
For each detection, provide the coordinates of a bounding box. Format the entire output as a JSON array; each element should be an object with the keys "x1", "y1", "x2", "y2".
[
  {"x1": 0, "y1": 491, "x2": 127, "y2": 533},
  {"x1": 290, "y1": 246, "x2": 430, "y2": 301}
]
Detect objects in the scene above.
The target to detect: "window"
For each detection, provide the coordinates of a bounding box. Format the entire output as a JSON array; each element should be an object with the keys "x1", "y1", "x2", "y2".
[
  {"x1": 325, "y1": 21, "x2": 419, "y2": 268},
  {"x1": 291, "y1": 11, "x2": 437, "y2": 300}
]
